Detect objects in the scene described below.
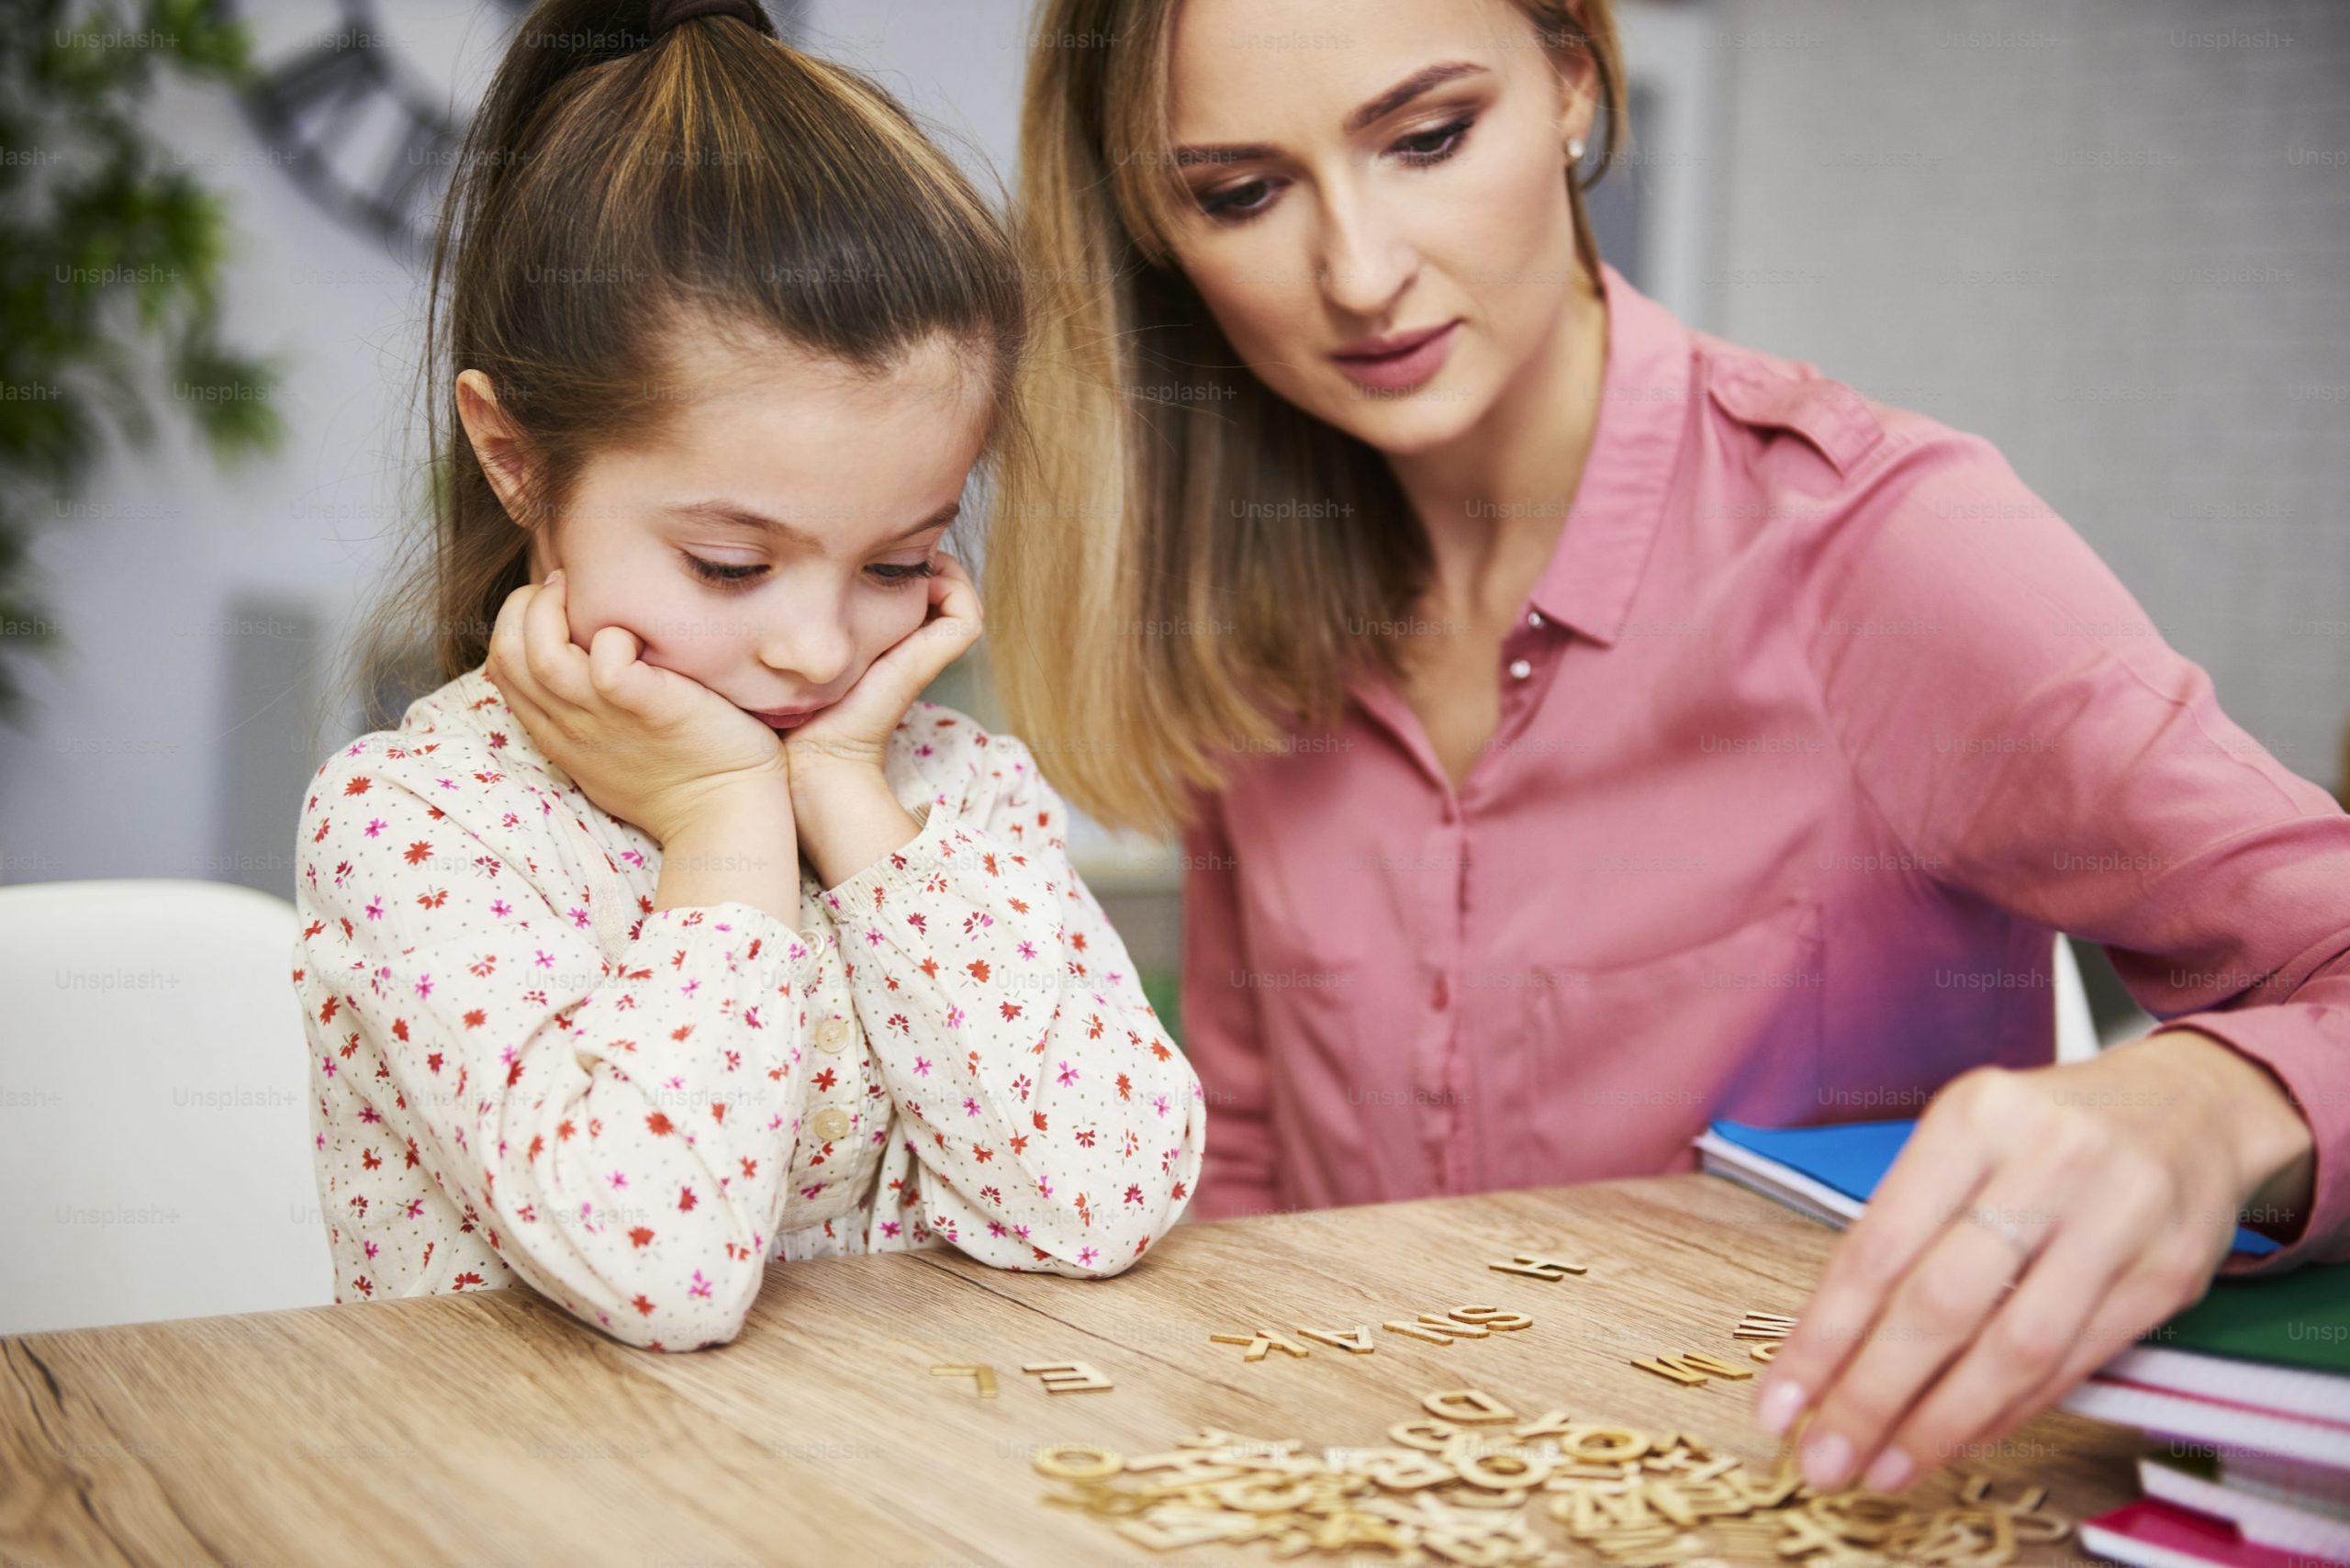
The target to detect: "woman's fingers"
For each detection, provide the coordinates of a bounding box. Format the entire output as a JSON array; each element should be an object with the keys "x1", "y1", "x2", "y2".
[
  {"x1": 1975, "y1": 1220, "x2": 2225, "y2": 1450},
  {"x1": 1795, "y1": 1165, "x2": 2057, "y2": 1491},
  {"x1": 1866, "y1": 1191, "x2": 2164, "y2": 1489},
  {"x1": 1757, "y1": 1077, "x2": 1999, "y2": 1438}
]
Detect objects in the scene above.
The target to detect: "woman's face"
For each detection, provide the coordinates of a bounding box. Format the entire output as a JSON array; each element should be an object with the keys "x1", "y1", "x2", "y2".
[
  {"x1": 1161, "y1": 0, "x2": 1594, "y2": 455},
  {"x1": 463, "y1": 326, "x2": 990, "y2": 730}
]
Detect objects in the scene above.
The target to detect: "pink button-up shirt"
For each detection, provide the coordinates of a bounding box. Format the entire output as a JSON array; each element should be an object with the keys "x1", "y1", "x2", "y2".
[{"x1": 1181, "y1": 258, "x2": 2350, "y2": 1271}]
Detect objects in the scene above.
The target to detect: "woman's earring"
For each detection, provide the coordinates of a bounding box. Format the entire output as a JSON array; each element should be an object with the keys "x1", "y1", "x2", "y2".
[{"x1": 1566, "y1": 134, "x2": 1587, "y2": 162}]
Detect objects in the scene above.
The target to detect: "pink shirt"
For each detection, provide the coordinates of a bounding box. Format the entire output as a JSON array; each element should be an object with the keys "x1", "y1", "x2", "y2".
[{"x1": 1181, "y1": 258, "x2": 2350, "y2": 1271}]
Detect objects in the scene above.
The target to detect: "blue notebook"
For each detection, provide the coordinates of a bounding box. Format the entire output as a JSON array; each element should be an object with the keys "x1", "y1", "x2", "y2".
[{"x1": 1702, "y1": 1117, "x2": 2284, "y2": 1259}]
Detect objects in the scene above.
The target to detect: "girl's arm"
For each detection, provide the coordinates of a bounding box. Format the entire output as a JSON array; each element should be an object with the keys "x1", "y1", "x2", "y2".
[
  {"x1": 808, "y1": 714, "x2": 1208, "y2": 1275},
  {"x1": 295, "y1": 739, "x2": 820, "y2": 1350}
]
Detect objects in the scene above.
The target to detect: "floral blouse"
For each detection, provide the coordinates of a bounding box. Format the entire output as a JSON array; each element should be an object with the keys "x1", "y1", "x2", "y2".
[{"x1": 292, "y1": 663, "x2": 1206, "y2": 1351}]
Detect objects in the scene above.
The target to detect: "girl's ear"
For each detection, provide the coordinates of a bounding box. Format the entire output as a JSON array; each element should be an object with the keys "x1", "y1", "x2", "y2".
[{"x1": 455, "y1": 369, "x2": 535, "y2": 523}]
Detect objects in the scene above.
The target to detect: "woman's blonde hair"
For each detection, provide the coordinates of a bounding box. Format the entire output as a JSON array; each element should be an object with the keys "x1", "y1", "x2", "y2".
[
  {"x1": 329, "y1": 0, "x2": 1027, "y2": 736},
  {"x1": 990, "y1": 0, "x2": 1626, "y2": 836}
]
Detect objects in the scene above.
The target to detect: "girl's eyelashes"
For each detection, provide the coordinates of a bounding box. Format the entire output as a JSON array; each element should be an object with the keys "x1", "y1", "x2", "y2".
[
  {"x1": 681, "y1": 553, "x2": 937, "y2": 589},
  {"x1": 1191, "y1": 115, "x2": 1480, "y2": 224},
  {"x1": 684, "y1": 553, "x2": 765, "y2": 588}
]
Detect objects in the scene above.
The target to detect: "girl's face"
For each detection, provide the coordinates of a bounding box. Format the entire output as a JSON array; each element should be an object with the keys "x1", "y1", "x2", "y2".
[
  {"x1": 1161, "y1": 0, "x2": 1594, "y2": 455},
  {"x1": 463, "y1": 325, "x2": 990, "y2": 730}
]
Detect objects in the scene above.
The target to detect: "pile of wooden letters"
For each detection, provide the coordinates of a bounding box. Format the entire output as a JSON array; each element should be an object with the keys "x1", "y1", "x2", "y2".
[{"x1": 1032, "y1": 1388, "x2": 2075, "y2": 1565}]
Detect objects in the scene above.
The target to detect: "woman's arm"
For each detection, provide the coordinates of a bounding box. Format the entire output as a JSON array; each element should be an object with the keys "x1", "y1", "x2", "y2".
[
  {"x1": 802, "y1": 717, "x2": 1208, "y2": 1274},
  {"x1": 296, "y1": 741, "x2": 820, "y2": 1350},
  {"x1": 1762, "y1": 415, "x2": 2350, "y2": 1490}
]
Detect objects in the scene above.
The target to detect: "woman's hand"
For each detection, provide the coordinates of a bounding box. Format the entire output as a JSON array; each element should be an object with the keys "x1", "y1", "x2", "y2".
[
  {"x1": 781, "y1": 551, "x2": 982, "y2": 888},
  {"x1": 485, "y1": 570, "x2": 789, "y2": 845},
  {"x1": 1755, "y1": 1029, "x2": 2315, "y2": 1495}
]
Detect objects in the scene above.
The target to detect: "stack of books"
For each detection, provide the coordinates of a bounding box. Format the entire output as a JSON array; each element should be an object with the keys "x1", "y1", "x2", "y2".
[{"x1": 1696, "y1": 1118, "x2": 2350, "y2": 1565}]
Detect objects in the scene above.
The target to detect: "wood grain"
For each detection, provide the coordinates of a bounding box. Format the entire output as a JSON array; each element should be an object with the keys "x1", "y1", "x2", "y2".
[{"x1": 0, "y1": 1174, "x2": 2147, "y2": 1566}]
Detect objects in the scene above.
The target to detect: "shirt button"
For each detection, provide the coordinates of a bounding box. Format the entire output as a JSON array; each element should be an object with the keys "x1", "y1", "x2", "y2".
[
  {"x1": 1507, "y1": 657, "x2": 1533, "y2": 680},
  {"x1": 1527, "y1": 610, "x2": 1546, "y2": 629},
  {"x1": 814, "y1": 1017, "x2": 851, "y2": 1054},
  {"x1": 812, "y1": 1107, "x2": 852, "y2": 1141}
]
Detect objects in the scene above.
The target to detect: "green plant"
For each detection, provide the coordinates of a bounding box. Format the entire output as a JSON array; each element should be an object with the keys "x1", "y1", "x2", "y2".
[{"x1": 0, "y1": 0, "x2": 283, "y2": 724}]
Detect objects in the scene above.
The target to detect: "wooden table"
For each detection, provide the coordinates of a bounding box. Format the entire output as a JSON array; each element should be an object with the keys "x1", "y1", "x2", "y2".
[{"x1": 2, "y1": 1174, "x2": 2143, "y2": 1565}]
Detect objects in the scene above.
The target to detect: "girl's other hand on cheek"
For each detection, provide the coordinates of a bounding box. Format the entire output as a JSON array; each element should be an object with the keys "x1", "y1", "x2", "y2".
[
  {"x1": 784, "y1": 551, "x2": 982, "y2": 787},
  {"x1": 485, "y1": 569, "x2": 789, "y2": 844}
]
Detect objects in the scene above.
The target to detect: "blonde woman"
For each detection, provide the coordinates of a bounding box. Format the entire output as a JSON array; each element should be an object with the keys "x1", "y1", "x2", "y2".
[{"x1": 997, "y1": 0, "x2": 2349, "y2": 1498}]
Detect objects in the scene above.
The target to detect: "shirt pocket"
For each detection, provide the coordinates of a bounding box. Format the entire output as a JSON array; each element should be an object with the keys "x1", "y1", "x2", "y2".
[{"x1": 1480, "y1": 896, "x2": 1825, "y2": 1192}]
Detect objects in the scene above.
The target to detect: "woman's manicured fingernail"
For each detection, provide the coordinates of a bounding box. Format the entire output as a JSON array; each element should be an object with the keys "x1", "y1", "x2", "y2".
[
  {"x1": 1801, "y1": 1430, "x2": 1852, "y2": 1490},
  {"x1": 1755, "y1": 1380, "x2": 1807, "y2": 1437},
  {"x1": 1862, "y1": 1446, "x2": 1915, "y2": 1493}
]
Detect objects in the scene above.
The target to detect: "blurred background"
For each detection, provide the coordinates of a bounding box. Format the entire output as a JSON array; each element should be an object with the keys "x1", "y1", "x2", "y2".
[{"x1": 0, "y1": 0, "x2": 2344, "y2": 1327}]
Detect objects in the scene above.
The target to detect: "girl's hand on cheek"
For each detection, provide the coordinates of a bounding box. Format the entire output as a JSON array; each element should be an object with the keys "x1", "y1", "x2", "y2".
[
  {"x1": 485, "y1": 570, "x2": 789, "y2": 844},
  {"x1": 785, "y1": 551, "x2": 982, "y2": 786}
]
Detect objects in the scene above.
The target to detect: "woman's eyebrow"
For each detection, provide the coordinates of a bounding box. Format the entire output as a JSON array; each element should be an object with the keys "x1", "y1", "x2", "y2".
[
  {"x1": 1173, "y1": 60, "x2": 1492, "y2": 168},
  {"x1": 1343, "y1": 61, "x2": 1489, "y2": 134}
]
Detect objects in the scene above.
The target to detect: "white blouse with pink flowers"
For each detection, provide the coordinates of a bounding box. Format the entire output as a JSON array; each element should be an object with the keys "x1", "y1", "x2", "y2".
[{"x1": 292, "y1": 662, "x2": 1205, "y2": 1351}]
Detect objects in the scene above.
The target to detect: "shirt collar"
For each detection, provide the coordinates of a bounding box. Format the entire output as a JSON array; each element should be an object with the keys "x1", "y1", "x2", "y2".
[{"x1": 1524, "y1": 258, "x2": 1695, "y2": 648}]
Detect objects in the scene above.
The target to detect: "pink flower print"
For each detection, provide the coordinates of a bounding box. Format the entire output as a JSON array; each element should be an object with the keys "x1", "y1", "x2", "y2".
[
  {"x1": 945, "y1": 1007, "x2": 965, "y2": 1030},
  {"x1": 1057, "y1": 1059, "x2": 1079, "y2": 1087},
  {"x1": 1153, "y1": 1094, "x2": 1170, "y2": 1118},
  {"x1": 689, "y1": 1270, "x2": 713, "y2": 1299},
  {"x1": 1124, "y1": 1183, "x2": 1144, "y2": 1205},
  {"x1": 913, "y1": 1056, "x2": 932, "y2": 1077},
  {"x1": 879, "y1": 1220, "x2": 901, "y2": 1238},
  {"x1": 364, "y1": 897, "x2": 385, "y2": 922},
  {"x1": 490, "y1": 899, "x2": 511, "y2": 919},
  {"x1": 364, "y1": 818, "x2": 387, "y2": 837},
  {"x1": 412, "y1": 973, "x2": 433, "y2": 1001},
  {"x1": 962, "y1": 1096, "x2": 980, "y2": 1117},
  {"x1": 1012, "y1": 1074, "x2": 1031, "y2": 1101},
  {"x1": 1079, "y1": 1247, "x2": 1098, "y2": 1268}
]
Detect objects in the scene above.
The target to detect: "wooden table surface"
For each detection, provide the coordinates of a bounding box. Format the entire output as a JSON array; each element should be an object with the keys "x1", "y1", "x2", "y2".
[{"x1": 2, "y1": 1173, "x2": 2143, "y2": 1566}]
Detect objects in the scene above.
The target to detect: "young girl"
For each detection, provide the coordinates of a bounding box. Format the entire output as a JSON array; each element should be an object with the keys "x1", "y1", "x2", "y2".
[{"x1": 291, "y1": 0, "x2": 1204, "y2": 1352}]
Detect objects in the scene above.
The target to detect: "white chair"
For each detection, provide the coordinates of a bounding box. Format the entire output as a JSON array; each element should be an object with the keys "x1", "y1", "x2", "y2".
[
  {"x1": 2053, "y1": 932, "x2": 2101, "y2": 1064},
  {"x1": 0, "y1": 879, "x2": 330, "y2": 1336}
]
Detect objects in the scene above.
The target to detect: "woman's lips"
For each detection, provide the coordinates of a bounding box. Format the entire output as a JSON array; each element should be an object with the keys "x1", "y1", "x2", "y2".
[
  {"x1": 1330, "y1": 319, "x2": 1461, "y2": 393},
  {"x1": 750, "y1": 704, "x2": 825, "y2": 729}
]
